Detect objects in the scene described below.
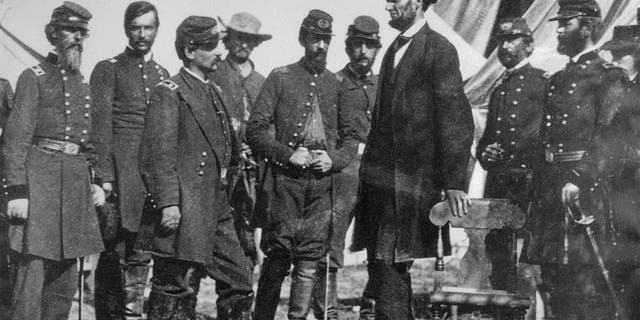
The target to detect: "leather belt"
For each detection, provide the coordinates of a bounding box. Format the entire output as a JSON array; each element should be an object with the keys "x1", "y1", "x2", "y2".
[
  {"x1": 545, "y1": 148, "x2": 585, "y2": 163},
  {"x1": 34, "y1": 137, "x2": 80, "y2": 155}
]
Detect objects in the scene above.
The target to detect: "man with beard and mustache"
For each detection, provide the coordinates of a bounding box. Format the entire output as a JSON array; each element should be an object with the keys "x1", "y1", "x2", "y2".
[
  {"x1": 558, "y1": 25, "x2": 640, "y2": 320},
  {"x1": 525, "y1": 0, "x2": 627, "y2": 319},
  {"x1": 209, "y1": 12, "x2": 272, "y2": 271},
  {"x1": 351, "y1": 0, "x2": 474, "y2": 319},
  {"x1": 90, "y1": 2, "x2": 170, "y2": 318},
  {"x1": 308, "y1": 15, "x2": 381, "y2": 320},
  {"x1": 476, "y1": 18, "x2": 546, "y2": 294},
  {"x1": 247, "y1": 9, "x2": 357, "y2": 320},
  {"x1": 1, "y1": 2, "x2": 105, "y2": 319},
  {"x1": 137, "y1": 16, "x2": 254, "y2": 320}
]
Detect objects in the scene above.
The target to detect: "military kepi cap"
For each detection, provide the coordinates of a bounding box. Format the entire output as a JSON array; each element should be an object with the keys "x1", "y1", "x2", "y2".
[
  {"x1": 347, "y1": 16, "x2": 381, "y2": 43},
  {"x1": 49, "y1": 1, "x2": 92, "y2": 31},
  {"x1": 601, "y1": 25, "x2": 640, "y2": 54},
  {"x1": 176, "y1": 16, "x2": 221, "y2": 47},
  {"x1": 496, "y1": 18, "x2": 533, "y2": 39},
  {"x1": 301, "y1": 9, "x2": 334, "y2": 36},
  {"x1": 550, "y1": 0, "x2": 601, "y2": 21}
]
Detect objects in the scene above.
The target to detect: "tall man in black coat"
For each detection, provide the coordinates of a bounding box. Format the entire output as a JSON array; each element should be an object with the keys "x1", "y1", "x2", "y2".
[
  {"x1": 352, "y1": 0, "x2": 474, "y2": 319},
  {"x1": 138, "y1": 16, "x2": 253, "y2": 320},
  {"x1": 2, "y1": 2, "x2": 105, "y2": 319},
  {"x1": 476, "y1": 18, "x2": 546, "y2": 292},
  {"x1": 526, "y1": 0, "x2": 626, "y2": 319},
  {"x1": 90, "y1": 2, "x2": 170, "y2": 318},
  {"x1": 247, "y1": 9, "x2": 357, "y2": 320}
]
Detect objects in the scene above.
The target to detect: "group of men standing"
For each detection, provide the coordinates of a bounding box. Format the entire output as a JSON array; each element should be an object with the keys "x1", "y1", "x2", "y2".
[
  {"x1": 478, "y1": 0, "x2": 640, "y2": 319},
  {"x1": 2, "y1": 0, "x2": 640, "y2": 319}
]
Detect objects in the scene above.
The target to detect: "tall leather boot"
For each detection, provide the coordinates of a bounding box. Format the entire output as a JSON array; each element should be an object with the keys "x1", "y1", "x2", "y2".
[
  {"x1": 94, "y1": 251, "x2": 126, "y2": 320},
  {"x1": 254, "y1": 256, "x2": 289, "y2": 320},
  {"x1": 288, "y1": 261, "x2": 318, "y2": 320},
  {"x1": 146, "y1": 284, "x2": 199, "y2": 320},
  {"x1": 217, "y1": 293, "x2": 254, "y2": 320},
  {"x1": 124, "y1": 264, "x2": 150, "y2": 317},
  {"x1": 311, "y1": 268, "x2": 338, "y2": 320}
]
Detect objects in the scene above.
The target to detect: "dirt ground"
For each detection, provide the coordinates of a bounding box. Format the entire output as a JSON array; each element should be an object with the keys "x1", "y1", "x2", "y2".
[{"x1": 58, "y1": 260, "x2": 445, "y2": 320}]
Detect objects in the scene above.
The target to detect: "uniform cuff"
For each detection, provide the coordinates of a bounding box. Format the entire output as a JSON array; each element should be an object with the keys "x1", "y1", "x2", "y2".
[{"x1": 3, "y1": 184, "x2": 28, "y2": 201}]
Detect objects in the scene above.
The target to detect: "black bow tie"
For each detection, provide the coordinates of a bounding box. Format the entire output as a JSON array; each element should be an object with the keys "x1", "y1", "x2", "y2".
[{"x1": 391, "y1": 35, "x2": 411, "y2": 52}]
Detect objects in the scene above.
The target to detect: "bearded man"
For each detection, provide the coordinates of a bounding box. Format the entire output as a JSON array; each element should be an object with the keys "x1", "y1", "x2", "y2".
[
  {"x1": 1, "y1": 2, "x2": 104, "y2": 319},
  {"x1": 310, "y1": 15, "x2": 381, "y2": 320},
  {"x1": 526, "y1": 0, "x2": 627, "y2": 319},
  {"x1": 351, "y1": 0, "x2": 474, "y2": 319},
  {"x1": 247, "y1": 9, "x2": 357, "y2": 320}
]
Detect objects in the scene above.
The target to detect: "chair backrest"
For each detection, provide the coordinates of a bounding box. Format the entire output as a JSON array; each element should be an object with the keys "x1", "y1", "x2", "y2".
[{"x1": 429, "y1": 198, "x2": 526, "y2": 230}]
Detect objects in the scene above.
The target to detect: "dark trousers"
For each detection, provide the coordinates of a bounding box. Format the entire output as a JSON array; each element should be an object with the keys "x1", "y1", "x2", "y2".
[
  {"x1": 10, "y1": 254, "x2": 78, "y2": 320},
  {"x1": 540, "y1": 263, "x2": 613, "y2": 320},
  {"x1": 147, "y1": 216, "x2": 253, "y2": 320},
  {"x1": 255, "y1": 174, "x2": 332, "y2": 320},
  {"x1": 94, "y1": 229, "x2": 151, "y2": 319},
  {"x1": 0, "y1": 224, "x2": 14, "y2": 307},
  {"x1": 368, "y1": 259, "x2": 414, "y2": 320}
]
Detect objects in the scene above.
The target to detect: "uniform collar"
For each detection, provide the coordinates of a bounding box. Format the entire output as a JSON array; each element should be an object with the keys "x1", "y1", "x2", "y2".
[
  {"x1": 344, "y1": 64, "x2": 374, "y2": 85},
  {"x1": 181, "y1": 66, "x2": 209, "y2": 84},
  {"x1": 506, "y1": 57, "x2": 530, "y2": 73},
  {"x1": 126, "y1": 45, "x2": 153, "y2": 62},
  {"x1": 299, "y1": 57, "x2": 327, "y2": 75},
  {"x1": 571, "y1": 46, "x2": 598, "y2": 63}
]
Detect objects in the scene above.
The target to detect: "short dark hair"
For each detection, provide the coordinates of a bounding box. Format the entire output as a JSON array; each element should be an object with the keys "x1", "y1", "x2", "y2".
[
  {"x1": 124, "y1": 1, "x2": 159, "y2": 32},
  {"x1": 577, "y1": 16, "x2": 603, "y2": 42}
]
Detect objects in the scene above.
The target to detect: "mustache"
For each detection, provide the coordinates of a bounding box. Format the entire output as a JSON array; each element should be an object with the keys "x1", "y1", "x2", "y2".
[{"x1": 64, "y1": 42, "x2": 83, "y2": 52}]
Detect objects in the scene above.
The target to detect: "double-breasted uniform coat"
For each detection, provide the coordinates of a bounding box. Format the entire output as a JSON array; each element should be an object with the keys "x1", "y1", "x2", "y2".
[
  {"x1": 2, "y1": 53, "x2": 104, "y2": 261},
  {"x1": 476, "y1": 63, "x2": 547, "y2": 289},
  {"x1": 526, "y1": 50, "x2": 626, "y2": 319},
  {"x1": 91, "y1": 47, "x2": 170, "y2": 232},
  {"x1": 329, "y1": 65, "x2": 377, "y2": 268}
]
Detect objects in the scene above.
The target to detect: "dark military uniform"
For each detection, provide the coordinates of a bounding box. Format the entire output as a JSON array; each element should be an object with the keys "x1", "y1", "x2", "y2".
[
  {"x1": 526, "y1": 49, "x2": 626, "y2": 319},
  {"x1": 2, "y1": 51, "x2": 104, "y2": 319},
  {"x1": 0, "y1": 78, "x2": 13, "y2": 307},
  {"x1": 138, "y1": 67, "x2": 253, "y2": 319},
  {"x1": 210, "y1": 57, "x2": 265, "y2": 265},
  {"x1": 568, "y1": 24, "x2": 640, "y2": 320},
  {"x1": 476, "y1": 62, "x2": 546, "y2": 290},
  {"x1": 248, "y1": 26, "x2": 358, "y2": 318},
  {"x1": 90, "y1": 47, "x2": 170, "y2": 319}
]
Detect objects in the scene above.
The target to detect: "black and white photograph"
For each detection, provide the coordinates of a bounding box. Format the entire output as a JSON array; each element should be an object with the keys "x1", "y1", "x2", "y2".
[{"x1": 1, "y1": 0, "x2": 640, "y2": 319}]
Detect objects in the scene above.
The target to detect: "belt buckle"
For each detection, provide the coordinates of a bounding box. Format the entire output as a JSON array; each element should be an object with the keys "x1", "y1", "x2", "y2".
[
  {"x1": 545, "y1": 148, "x2": 554, "y2": 163},
  {"x1": 63, "y1": 143, "x2": 79, "y2": 155}
]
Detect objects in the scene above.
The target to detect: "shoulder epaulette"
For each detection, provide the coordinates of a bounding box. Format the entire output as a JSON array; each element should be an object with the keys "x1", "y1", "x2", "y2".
[
  {"x1": 30, "y1": 65, "x2": 45, "y2": 76},
  {"x1": 158, "y1": 80, "x2": 179, "y2": 91},
  {"x1": 109, "y1": 58, "x2": 118, "y2": 64}
]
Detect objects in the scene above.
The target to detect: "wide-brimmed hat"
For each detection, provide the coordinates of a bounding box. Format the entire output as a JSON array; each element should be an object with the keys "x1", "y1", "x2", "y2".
[
  {"x1": 226, "y1": 12, "x2": 272, "y2": 41},
  {"x1": 549, "y1": 0, "x2": 601, "y2": 21}
]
